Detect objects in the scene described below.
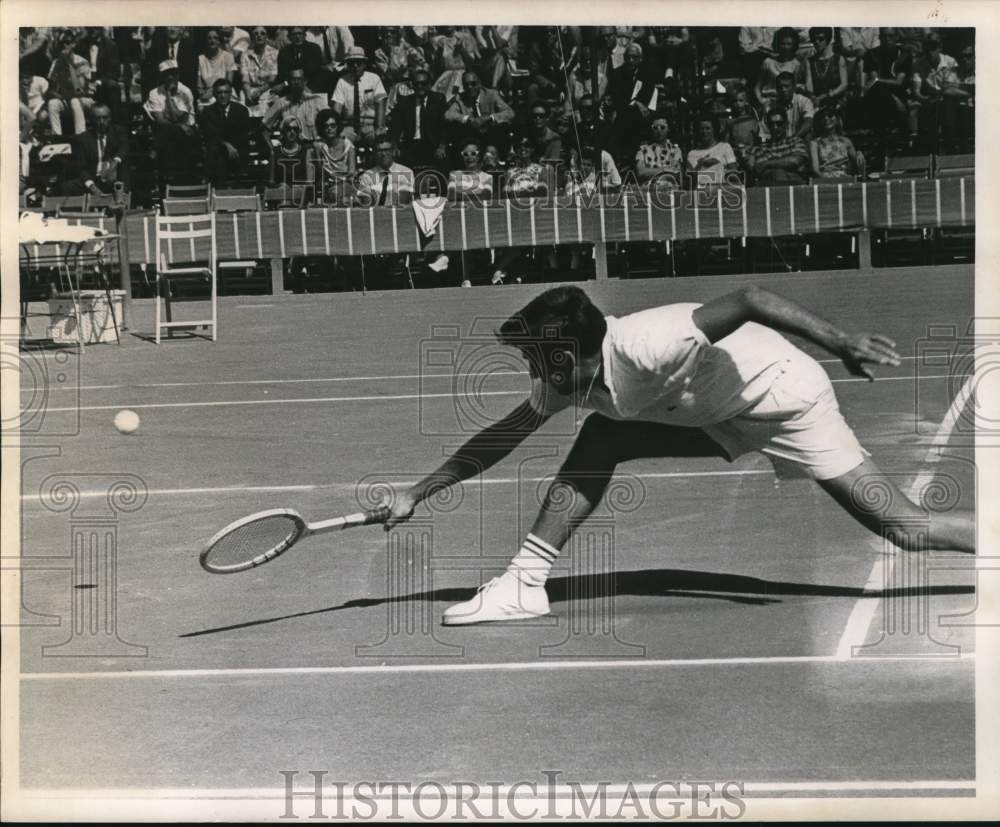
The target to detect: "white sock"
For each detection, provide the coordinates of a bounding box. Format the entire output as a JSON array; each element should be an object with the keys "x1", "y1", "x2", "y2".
[{"x1": 507, "y1": 533, "x2": 559, "y2": 587}]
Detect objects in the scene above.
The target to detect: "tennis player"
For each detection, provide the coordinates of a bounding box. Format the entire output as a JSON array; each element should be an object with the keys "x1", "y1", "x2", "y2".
[{"x1": 385, "y1": 285, "x2": 975, "y2": 624}]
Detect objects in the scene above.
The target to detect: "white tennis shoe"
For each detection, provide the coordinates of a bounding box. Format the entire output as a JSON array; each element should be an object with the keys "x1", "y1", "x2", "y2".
[{"x1": 442, "y1": 571, "x2": 550, "y2": 625}]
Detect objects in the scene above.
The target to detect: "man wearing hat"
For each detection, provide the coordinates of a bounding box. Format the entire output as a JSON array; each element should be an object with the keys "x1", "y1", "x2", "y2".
[
  {"x1": 144, "y1": 58, "x2": 199, "y2": 182},
  {"x1": 331, "y1": 46, "x2": 387, "y2": 147}
]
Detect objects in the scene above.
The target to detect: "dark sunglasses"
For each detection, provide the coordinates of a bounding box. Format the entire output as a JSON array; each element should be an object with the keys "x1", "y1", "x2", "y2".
[{"x1": 461, "y1": 150, "x2": 480, "y2": 156}]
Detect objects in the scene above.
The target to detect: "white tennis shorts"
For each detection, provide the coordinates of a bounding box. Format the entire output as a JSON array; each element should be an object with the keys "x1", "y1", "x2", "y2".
[{"x1": 702, "y1": 358, "x2": 868, "y2": 481}]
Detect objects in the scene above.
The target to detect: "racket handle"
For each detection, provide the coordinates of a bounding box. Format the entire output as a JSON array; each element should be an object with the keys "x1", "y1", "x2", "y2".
[{"x1": 363, "y1": 505, "x2": 392, "y2": 525}]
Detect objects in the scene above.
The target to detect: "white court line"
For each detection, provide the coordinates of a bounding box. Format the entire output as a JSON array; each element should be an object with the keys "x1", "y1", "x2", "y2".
[
  {"x1": 19, "y1": 651, "x2": 974, "y2": 681},
  {"x1": 17, "y1": 779, "x2": 976, "y2": 798},
  {"x1": 20, "y1": 470, "x2": 773, "y2": 502},
  {"x1": 23, "y1": 356, "x2": 927, "y2": 393},
  {"x1": 834, "y1": 375, "x2": 976, "y2": 660},
  {"x1": 35, "y1": 374, "x2": 969, "y2": 413}
]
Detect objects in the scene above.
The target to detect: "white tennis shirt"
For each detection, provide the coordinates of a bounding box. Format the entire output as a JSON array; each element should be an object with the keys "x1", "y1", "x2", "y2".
[{"x1": 529, "y1": 303, "x2": 822, "y2": 427}]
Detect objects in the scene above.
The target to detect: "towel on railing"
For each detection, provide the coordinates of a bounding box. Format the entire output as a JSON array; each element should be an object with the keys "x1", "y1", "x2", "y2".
[
  {"x1": 411, "y1": 196, "x2": 447, "y2": 247},
  {"x1": 19, "y1": 211, "x2": 106, "y2": 248}
]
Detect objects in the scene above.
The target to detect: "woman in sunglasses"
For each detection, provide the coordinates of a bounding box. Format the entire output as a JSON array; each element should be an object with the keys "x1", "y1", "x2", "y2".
[
  {"x1": 269, "y1": 116, "x2": 315, "y2": 187},
  {"x1": 448, "y1": 141, "x2": 493, "y2": 203}
]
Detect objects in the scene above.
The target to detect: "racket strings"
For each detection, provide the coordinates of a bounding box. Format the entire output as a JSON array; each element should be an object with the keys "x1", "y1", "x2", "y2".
[{"x1": 204, "y1": 514, "x2": 302, "y2": 569}]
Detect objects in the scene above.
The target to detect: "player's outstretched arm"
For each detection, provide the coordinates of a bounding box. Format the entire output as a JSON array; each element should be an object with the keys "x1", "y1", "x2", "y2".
[
  {"x1": 692, "y1": 285, "x2": 902, "y2": 380},
  {"x1": 384, "y1": 400, "x2": 550, "y2": 529}
]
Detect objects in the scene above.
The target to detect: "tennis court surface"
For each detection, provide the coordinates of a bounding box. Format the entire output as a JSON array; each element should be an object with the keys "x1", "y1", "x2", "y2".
[{"x1": 14, "y1": 264, "x2": 978, "y2": 803}]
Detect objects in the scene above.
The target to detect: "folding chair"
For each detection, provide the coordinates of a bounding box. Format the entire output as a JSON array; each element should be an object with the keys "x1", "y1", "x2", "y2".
[
  {"x1": 214, "y1": 186, "x2": 257, "y2": 197},
  {"x1": 212, "y1": 193, "x2": 262, "y2": 212},
  {"x1": 154, "y1": 213, "x2": 217, "y2": 343},
  {"x1": 161, "y1": 196, "x2": 211, "y2": 215},
  {"x1": 934, "y1": 154, "x2": 975, "y2": 178},
  {"x1": 883, "y1": 155, "x2": 932, "y2": 179},
  {"x1": 164, "y1": 182, "x2": 212, "y2": 199},
  {"x1": 211, "y1": 193, "x2": 264, "y2": 294},
  {"x1": 263, "y1": 183, "x2": 312, "y2": 209},
  {"x1": 86, "y1": 191, "x2": 133, "y2": 211}
]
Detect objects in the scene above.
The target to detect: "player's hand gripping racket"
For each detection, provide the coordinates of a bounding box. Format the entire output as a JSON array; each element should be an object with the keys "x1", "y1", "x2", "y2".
[{"x1": 199, "y1": 506, "x2": 390, "y2": 573}]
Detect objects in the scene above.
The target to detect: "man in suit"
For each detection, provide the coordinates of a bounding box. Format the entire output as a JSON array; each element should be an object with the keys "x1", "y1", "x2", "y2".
[
  {"x1": 143, "y1": 26, "x2": 198, "y2": 95},
  {"x1": 75, "y1": 27, "x2": 122, "y2": 116},
  {"x1": 444, "y1": 70, "x2": 514, "y2": 153},
  {"x1": 388, "y1": 69, "x2": 448, "y2": 170},
  {"x1": 277, "y1": 26, "x2": 325, "y2": 89},
  {"x1": 200, "y1": 79, "x2": 251, "y2": 187},
  {"x1": 608, "y1": 42, "x2": 657, "y2": 159},
  {"x1": 66, "y1": 103, "x2": 129, "y2": 196}
]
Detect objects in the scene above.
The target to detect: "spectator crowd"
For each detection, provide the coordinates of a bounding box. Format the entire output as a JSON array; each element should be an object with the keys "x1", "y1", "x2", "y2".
[{"x1": 19, "y1": 25, "x2": 974, "y2": 206}]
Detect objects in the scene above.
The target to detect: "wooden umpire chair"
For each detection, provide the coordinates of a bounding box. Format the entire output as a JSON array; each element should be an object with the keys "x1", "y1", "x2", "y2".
[{"x1": 154, "y1": 213, "x2": 218, "y2": 343}]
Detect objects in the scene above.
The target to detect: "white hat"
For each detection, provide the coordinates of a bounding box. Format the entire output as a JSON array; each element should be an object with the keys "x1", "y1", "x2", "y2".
[{"x1": 158, "y1": 59, "x2": 179, "y2": 74}]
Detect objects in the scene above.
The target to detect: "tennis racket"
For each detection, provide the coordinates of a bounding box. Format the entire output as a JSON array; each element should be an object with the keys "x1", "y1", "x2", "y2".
[{"x1": 199, "y1": 505, "x2": 391, "y2": 574}]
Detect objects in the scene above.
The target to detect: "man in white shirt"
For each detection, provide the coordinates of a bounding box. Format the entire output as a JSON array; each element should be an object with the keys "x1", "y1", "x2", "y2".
[
  {"x1": 354, "y1": 137, "x2": 414, "y2": 207},
  {"x1": 331, "y1": 46, "x2": 387, "y2": 147},
  {"x1": 383, "y1": 285, "x2": 974, "y2": 624},
  {"x1": 144, "y1": 60, "x2": 199, "y2": 181}
]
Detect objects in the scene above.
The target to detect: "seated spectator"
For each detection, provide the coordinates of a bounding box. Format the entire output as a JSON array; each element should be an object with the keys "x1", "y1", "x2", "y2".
[
  {"x1": 20, "y1": 72, "x2": 49, "y2": 135},
  {"x1": 745, "y1": 108, "x2": 809, "y2": 185},
  {"x1": 197, "y1": 28, "x2": 236, "y2": 106},
  {"x1": 355, "y1": 137, "x2": 414, "y2": 206},
  {"x1": 65, "y1": 103, "x2": 129, "y2": 196},
  {"x1": 524, "y1": 28, "x2": 568, "y2": 107},
  {"x1": 504, "y1": 135, "x2": 548, "y2": 198},
  {"x1": 862, "y1": 27, "x2": 912, "y2": 136},
  {"x1": 277, "y1": 26, "x2": 324, "y2": 88},
  {"x1": 573, "y1": 94, "x2": 614, "y2": 154},
  {"x1": 221, "y1": 26, "x2": 250, "y2": 62},
  {"x1": 565, "y1": 144, "x2": 621, "y2": 198},
  {"x1": 75, "y1": 27, "x2": 121, "y2": 117},
  {"x1": 634, "y1": 116, "x2": 684, "y2": 188},
  {"x1": 448, "y1": 141, "x2": 494, "y2": 203},
  {"x1": 430, "y1": 26, "x2": 479, "y2": 97},
  {"x1": 738, "y1": 26, "x2": 778, "y2": 86},
  {"x1": 838, "y1": 27, "x2": 880, "y2": 88},
  {"x1": 686, "y1": 115, "x2": 738, "y2": 187},
  {"x1": 20, "y1": 27, "x2": 53, "y2": 79},
  {"x1": 754, "y1": 27, "x2": 804, "y2": 109},
  {"x1": 700, "y1": 33, "x2": 742, "y2": 81},
  {"x1": 143, "y1": 27, "x2": 198, "y2": 95},
  {"x1": 46, "y1": 32, "x2": 93, "y2": 136},
  {"x1": 263, "y1": 68, "x2": 327, "y2": 141},
  {"x1": 388, "y1": 69, "x2": 448, "y2": 171},
  {"x1": 723, "y1": 86, "x2": 765, "y2": 163},
  {"x1": 444, "y1": 71, "x2": 515, "y2": 152},
  {"x1": 240, "y1": 27, "x2": 280, "y2": 118},
  {"x1": 313, "y1": 109, "x2": 355, "y2": 206},
  {"x1": 375, "y1": 27, "x2": 424, "y2": 88},
  {"x1": 773, "y1": 71, "x2": 814, "y2": 138},
  {"x1": 331, "y1": 47, "x2": 388, "y2": 147},
  {"x1": 804, "y1": 28, "x2": 848, "y2": 110},
  {"x1": 269, "y1": 116, "x2": 315, "y2": 187},
  {"x1": 809, "y1": 107, "x2": 865, "y2": 180},
  {"x1": 305, "y1": 26, "x2": 355, "y2": 93},
  {"x1": 144, "y1": 59, "x2": 200, "y2": 183},
  {"x1": 525, "y1": 101, "x2": 562, "y2": 165},
  {"x1": 609, "y1": 42, "x2": 657, "y2": 160},
  {"x1": 566, "y1": 46, "x2": 608, "y2": 107},
  {"x1": 482, "y1": 143, "x2": 505, "y2": 193},
  {"x1": 910, "y1": 32, "x2": 969, "y2": 152},
  {"x1": 200, "y1": 78, "x2": 250, "y2": 188}
]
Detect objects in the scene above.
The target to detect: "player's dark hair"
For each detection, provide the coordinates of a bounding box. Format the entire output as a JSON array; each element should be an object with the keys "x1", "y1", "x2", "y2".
[{"x1": 497, "y1": 286, "x2": 607, "y2": 367}]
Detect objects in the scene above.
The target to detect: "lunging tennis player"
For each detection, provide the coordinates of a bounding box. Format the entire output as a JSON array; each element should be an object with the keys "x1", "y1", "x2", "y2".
[{"x1": 385, "y1": 285, "x2": 975, "y2": 624}]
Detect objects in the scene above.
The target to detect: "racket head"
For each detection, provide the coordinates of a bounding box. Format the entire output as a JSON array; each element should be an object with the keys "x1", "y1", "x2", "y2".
[{"x1": 200, "y1": 508, "x2": 307, "y2": 574}]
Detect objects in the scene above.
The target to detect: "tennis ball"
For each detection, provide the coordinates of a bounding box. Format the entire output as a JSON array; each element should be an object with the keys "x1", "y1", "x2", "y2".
[{"x1": 114, "y1": 409, "x2": 140, "y2": 434}]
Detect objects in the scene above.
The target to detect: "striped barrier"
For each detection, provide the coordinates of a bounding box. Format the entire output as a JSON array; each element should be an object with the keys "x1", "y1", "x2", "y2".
[{"x1": 25, "y1": 177, "x2": 974, "y2": 267}]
